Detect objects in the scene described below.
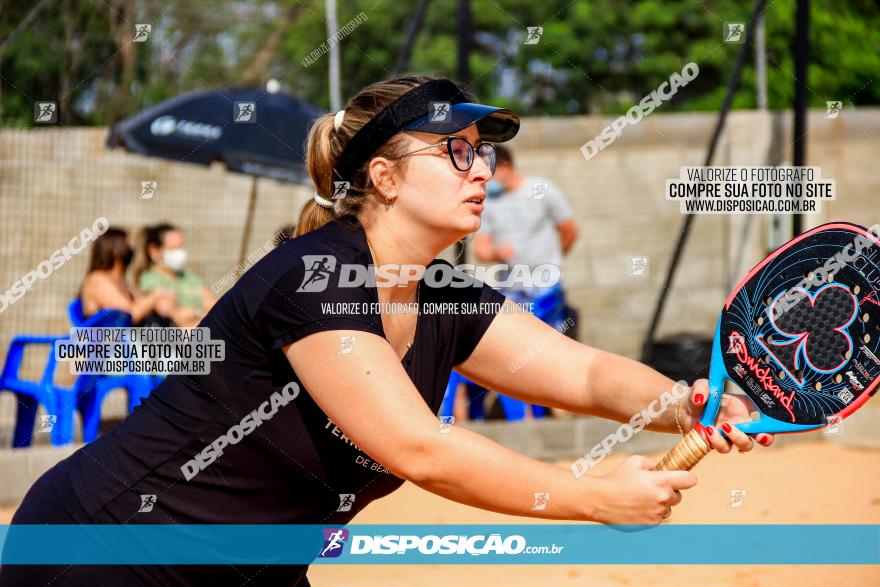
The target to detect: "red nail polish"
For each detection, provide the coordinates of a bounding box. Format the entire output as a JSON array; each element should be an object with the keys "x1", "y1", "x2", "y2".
[
  {"x1": 693, "y1": 394, "x2": 704, "y2": 405},
  {"x1": 722, "y1": 422, "x2": 732, "y2": 434},
  {"x1": 706, "y1": 426, "x2": 715, "y2": 436},
  {"x1": 758, "y1": 434, "x2": 770, "y2": 446}
]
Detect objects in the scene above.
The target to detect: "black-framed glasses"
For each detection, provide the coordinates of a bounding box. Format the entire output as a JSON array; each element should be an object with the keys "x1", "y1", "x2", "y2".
[{"x1": 393, "y1": 136, "x2": 496, "y2": 174}]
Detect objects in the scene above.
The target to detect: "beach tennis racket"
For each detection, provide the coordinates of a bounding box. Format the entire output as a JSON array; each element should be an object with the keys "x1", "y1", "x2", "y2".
[{"x1": 655, "y1": 222, "x2": 880, "y2": 471}]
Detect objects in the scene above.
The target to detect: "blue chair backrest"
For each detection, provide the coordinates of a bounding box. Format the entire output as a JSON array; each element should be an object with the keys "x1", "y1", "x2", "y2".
[
  {"x1": 531, "y1": 285, "x2": 566, "y2": 323},
  {"x1": 68, "y1": 299, "x2": 133, "y2": 328}
]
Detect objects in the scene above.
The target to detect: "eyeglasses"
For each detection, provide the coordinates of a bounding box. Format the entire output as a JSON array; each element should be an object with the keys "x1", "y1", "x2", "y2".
[{"x1": 392, "y1": 136, "x2": 496, "y2": 174}]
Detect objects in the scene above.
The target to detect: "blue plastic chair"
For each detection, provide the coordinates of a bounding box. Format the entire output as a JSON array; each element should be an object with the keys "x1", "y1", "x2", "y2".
[
  {"x1": 67, "y1": 299, "x2": 162, "y2": 442},
  {"x1": 440, "y1": 370, "x2": 483, "y2": 419},
  {"x1": 440, "y1": 371, "x2": 547, "y2": 421},
  {"x1": 1, "y1": 301, "x2": 164, "y2": 447},
  {"x1": 440, "y1": 286, "x2": 568, "y2": 421},
  {"x1": 0, "y1": 333, "x2": 75, "y2": 447},
  {"x1": 493, "y1": 285, "x2": 567, "y2": 419}
]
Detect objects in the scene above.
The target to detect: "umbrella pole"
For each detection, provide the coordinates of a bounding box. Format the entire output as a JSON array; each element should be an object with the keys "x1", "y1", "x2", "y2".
[
  {"x1": 327, "y1": 0, "x2": 341, "y2": 110},
  {"x1": 239, "y1": 176, "x2": 259, "y2": 265}
]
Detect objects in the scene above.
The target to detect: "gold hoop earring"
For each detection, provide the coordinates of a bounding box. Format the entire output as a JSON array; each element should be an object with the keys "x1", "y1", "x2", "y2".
[{"x1": 382, "y1": 189, "x2": 396, "y2": 210}]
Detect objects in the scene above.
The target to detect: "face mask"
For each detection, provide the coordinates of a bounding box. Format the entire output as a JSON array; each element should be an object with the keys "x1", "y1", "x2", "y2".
[
  {"x1": 163, "y1": 248, "x2": 187, "y2": 272},
  {"x1": 486, "y1": 179, "x2": 504, "y2": 199}
]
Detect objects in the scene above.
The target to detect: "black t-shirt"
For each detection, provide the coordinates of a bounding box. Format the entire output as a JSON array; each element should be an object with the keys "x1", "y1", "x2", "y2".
[{"x1": 53, "y1": 215, "x2": 506, "y2": 585}]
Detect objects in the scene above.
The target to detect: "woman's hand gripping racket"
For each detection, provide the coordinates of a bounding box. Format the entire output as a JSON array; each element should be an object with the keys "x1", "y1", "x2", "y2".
[{"x1": 655, "y1": 222, "x2": 880, "y2": 471}]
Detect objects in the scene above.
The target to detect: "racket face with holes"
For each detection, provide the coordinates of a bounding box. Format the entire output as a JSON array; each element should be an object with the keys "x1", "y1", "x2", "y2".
[{"x1": 701, "y1": 222, "x2": 880, "y2": 436}]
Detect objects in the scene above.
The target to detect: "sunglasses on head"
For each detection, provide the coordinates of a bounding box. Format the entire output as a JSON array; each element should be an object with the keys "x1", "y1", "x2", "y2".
[{"x1": 392, "y1": 135, "x2": 497, "y2": 175}]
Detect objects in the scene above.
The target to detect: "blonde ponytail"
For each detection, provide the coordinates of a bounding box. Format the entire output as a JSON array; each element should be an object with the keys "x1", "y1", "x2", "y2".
[
  {"x1": 295, "y1": 197, "x2": 336, "y2": 237},
  {"x1": 295, "y1": 75, "x2": 438, "y2": 237}
]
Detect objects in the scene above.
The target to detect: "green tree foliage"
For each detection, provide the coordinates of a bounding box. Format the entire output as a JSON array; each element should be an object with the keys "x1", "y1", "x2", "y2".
[{"x1": 1, "y1": 0, "x2": 877, "y2": 126}]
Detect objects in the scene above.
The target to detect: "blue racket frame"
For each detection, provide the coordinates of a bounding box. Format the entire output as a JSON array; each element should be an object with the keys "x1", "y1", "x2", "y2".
[{"x1": 700, "y1": 319, "x2": 826, "y2": 438}]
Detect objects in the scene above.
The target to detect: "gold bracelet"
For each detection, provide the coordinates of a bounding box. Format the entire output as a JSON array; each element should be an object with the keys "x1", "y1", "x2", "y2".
[{"x1": 672, "y1": 396, "x2": 686, "y2": 437}]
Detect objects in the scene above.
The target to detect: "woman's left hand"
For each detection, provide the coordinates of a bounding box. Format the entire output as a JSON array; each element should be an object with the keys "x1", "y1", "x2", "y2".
[{"x1": 682, "y1": 379, "x2": 775, "y2": 453}]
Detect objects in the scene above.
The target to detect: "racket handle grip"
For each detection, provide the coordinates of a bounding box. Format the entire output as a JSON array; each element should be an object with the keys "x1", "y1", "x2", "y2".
[{"x1": 653, "y1": 428, "x2": 712, "y2": 471}]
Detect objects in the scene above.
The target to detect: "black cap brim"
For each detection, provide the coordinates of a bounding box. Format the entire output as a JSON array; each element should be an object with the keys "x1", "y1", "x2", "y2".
[{"x1": 403, "y1": 102, "x2": 520, "y2": 142}]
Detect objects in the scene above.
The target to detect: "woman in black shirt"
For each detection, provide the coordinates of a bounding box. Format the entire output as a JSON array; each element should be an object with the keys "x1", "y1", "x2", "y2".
[{"x1": 1, "y1": 76, "x2": 773, "y2": 586}]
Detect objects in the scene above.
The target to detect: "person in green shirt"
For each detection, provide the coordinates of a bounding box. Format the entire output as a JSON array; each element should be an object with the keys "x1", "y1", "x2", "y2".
[
  {"x1": 80, "y1": 227, "x2": 177, "y2": 325},
  {"x1": 137, "y1": 223, "x2": 217, "y2": 328}
]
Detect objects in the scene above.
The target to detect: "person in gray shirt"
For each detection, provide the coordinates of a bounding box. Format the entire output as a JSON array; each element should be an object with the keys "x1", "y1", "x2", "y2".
[
  {"x1": 454, "y1": 145, "x2": 579, "y2": 420},
  {"x1": 473, "y1": 145, "x2": 578, "y2": 296}
]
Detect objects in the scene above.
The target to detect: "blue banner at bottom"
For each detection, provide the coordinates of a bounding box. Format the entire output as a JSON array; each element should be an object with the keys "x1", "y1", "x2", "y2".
[{"x1": 0, "y1": 524, "x2": 877, "y2": 565}]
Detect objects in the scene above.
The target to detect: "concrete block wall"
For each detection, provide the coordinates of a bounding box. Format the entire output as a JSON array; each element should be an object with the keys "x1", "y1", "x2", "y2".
[
  {"x1": 497, "y1": 107, "x2": 880, "y2": 358},
  {"x1": 1, "y1": 108, "x2": 879, "y2": 436},
  {"x1": 0, "y1": 127, "x2": 311, "y2": 434}
]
